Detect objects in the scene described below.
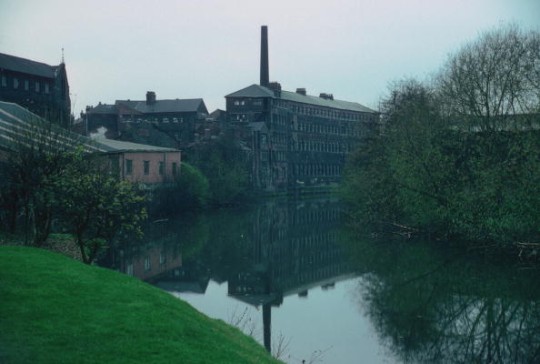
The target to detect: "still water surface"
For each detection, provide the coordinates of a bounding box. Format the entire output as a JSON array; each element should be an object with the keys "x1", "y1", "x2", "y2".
[{"x1": 99, "y1": 198, "x2": 540, "y2": 364}]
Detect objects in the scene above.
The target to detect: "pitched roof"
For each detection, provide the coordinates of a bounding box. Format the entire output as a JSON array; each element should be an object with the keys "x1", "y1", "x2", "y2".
[
  {"x1": 0, "y1": 52, "x2": 58, "y2": 79},
  {"x1": 0, "y1": 101, "x2": 104, "y2": 153},
  {"x1": 226, "y1": 84, "x2": 377, "y2": 113},
  {"x1": 280, "y1": 90, "x2": 376, "y2": 113},
  {"x1": 92, "y1": 136, "x2": 179, "y2": 153},
  {"x1": 116, "y1": 98, "x2": 207, "y2": 114},
  {"x1": 0, "y1": 101, "x2": 179, "y2": 155},
  {"x1": 226, "y1": 84, "x2": 275, "y2": 98},
  {"x1": 86, "y1": 103, "x2": 117, "y2": 115}
]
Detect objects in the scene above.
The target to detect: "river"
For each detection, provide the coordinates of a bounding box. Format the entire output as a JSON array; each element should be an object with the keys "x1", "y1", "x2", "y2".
[{"x1": 99, "y1": 197, "x2": 540, "y2": 364}]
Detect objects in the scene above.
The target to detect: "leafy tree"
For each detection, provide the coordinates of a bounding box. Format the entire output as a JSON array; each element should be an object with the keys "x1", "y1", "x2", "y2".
[
  {"x1": 174, "y1": 162, "x2": 209, "y2": 208},
  {"x1": 435, "y1": 25, "x2": 540, "y2": 243},
  {"x1": 0, "y1": 112, "x2": 148, "y2": 261},
  {"x1": 187, "y1": 133, "x2": 250, "y2": 206},
  {"x1": 55, "y1": 155, "x2": 147, "y2": 264},
  {"x1": 149, "y1": 162, "x2": 209, "y2": 215},
  {"x1": 342, "y1": 131, "x2": 399, "y2": 229},
  {"x1": 0, "y1": 116, "x2": 86, "y2": 245},
  {"x1": 343, "y1": 25, "x2": 540, "y2": 247},
  {"x1": 381, "y1": 80, "x2": 452, "y2": 232}
]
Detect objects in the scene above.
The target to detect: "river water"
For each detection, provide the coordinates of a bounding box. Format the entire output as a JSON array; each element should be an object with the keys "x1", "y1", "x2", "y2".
[{"x1": 99, "y1": 197, "x2": 540, "y2": 364}]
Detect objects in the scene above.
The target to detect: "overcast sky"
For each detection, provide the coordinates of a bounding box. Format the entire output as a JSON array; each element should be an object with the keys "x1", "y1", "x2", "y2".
[{"x1": 1, "y1": 0, "x2": 539, "y2": 116}]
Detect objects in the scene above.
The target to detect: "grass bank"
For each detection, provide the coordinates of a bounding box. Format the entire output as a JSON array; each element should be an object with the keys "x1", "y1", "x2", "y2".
[{"x1": 0, "y1": 246, "x2": 281, "y2": 364}]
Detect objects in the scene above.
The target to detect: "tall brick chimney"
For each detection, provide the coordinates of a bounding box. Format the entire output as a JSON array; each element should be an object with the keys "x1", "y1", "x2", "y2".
[{"x1": 260, "y1": 25, "x2": 269, "y2": 87}]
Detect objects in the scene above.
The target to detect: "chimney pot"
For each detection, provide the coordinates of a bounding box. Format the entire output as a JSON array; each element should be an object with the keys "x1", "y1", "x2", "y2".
[{"x1": 146, "y1": 91, "x2": 156, "y2": 105}]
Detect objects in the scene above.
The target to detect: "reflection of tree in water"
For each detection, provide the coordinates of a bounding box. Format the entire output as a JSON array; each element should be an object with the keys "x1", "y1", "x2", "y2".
[{"x1": 347, "y1": 237, "x2": 540, "y2": 363}]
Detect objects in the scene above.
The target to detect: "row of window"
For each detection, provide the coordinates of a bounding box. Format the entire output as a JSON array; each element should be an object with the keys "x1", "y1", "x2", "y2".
[
  {"x1": 121, "y1": 117, "x2": 186, "y2": 124},
  {"x1": 297, "y1": 122, "x2": 346, "y2": 135},
  {"x1": 292, "y1": 208, "x2": 341, "y2": 224},
  {"x1": 125, "y1": 251, "x2": 167, "y2": 275},
  {"x1": 125, "y1": 159, "x2": 178, "y2": 176},
  {"x1": 270, "y1": 112, "x2": 368, "y2": 136},
  {"x1": 260, "y1": 140, "x2": 352, "y2": 157},
  {"x1": 144, "y1": 252, "x2": 167, "y2": 272},
  {"x1": 295, "y1": 140, "x2": 349, "y2": 153},
  {"x1": 0, "y1": 75, "x2": 50, "y2": 93},
  {"x1": 283, "y1": 101, "x2": 368, "y2": 121},
  {"x1": 293, "y1": 163, "x2": 343, "y2": 177},
  {"x1": 291, "y1": 232, "x2": 339, "y2": 250},
  {"x1": 233, "y1": 99, "x2": 263, "y2": 107},
  {"x1": 232, "y1": 98, "x2": 373, "y2": 122}
]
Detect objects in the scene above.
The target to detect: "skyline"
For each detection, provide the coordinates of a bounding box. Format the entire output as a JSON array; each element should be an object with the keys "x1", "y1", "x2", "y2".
[{"x1": 1, "y1": 0, "x2": 539, "y2": 117}]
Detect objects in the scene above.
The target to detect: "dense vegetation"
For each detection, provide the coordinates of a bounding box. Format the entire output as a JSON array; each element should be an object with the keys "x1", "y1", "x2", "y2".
[
  {"x1": 186, "y1": 132, "x2": 251, "y2": 206},
  {"x1": 0, "y1": 246, "x2": 281, "y2": 364},
  {"x1": 151, "y1": 133, "x2": 251, "y2": 216},
  {"x1": 0, "y1": 119, "x2": 146, "y2": 263},
  {"x1": 342, "y1": 25, "x2": 540, "y2": 250}
]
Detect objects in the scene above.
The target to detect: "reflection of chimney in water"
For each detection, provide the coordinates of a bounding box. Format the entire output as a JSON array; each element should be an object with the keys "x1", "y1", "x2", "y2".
[
  {"x1": 260, "y1": 25, "x2": 269, "y2": 87},
  {"x1": 263, "y1": 303, "x2": 271, "y2": 353}
]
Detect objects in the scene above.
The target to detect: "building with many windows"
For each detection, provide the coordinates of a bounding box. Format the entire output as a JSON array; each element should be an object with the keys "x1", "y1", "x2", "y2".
[
  {"x1": 0, "y1": 101, "x2": 180, "y2": 188},
  {"x1": 82, "y1": 91, "x2": 209, "y2": 149},
  {"x1": 225, "y1": 26, "x2": 379, "y2": 191},
  {"x1": 0, "y1": 52, "x2": 71, "y2": 128}
]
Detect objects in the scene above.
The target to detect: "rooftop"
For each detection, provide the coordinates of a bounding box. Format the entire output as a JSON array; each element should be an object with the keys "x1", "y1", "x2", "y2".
[
  {"x1": 0, "y1": 52, "x2": 60, "y2": 79},
  {"x1": 226, "y1": 84, "x2": 377, "y2": 113},
  {"x1": 0, "y1": 101, "x2": 178, "y2": 154},
  {"x1": 92, "y1": 136, "x2": 179, "y2": 153},
  {"x1": 116, "y1": 98, "x2": 208, "y2": 114}
]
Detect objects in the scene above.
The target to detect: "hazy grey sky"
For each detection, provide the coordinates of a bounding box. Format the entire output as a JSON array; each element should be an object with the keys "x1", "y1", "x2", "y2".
[{"x1": 1, "y1": 0, "x2": 539, "y2": 116}]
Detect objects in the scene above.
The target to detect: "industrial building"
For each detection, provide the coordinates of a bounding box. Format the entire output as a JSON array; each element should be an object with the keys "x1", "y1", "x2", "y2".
[{"x1": 226, "y1": 26, "x2": 379, "y2": 191}]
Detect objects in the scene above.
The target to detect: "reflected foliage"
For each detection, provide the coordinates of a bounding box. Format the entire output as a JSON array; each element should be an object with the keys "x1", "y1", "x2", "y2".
[{"x1": 344, "y1": 235, "x2": 540, "y2": 363}]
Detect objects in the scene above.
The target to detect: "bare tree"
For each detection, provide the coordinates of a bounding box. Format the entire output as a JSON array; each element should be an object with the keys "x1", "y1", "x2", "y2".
[{"x1": 438, "y1": 25, "x2": 540, "y2": 132}]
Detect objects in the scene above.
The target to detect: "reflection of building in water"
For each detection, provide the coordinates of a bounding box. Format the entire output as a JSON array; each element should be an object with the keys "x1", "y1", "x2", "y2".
[
  {"x1": 102, "y1": 242, "x2": 212, "y2": 293},
  {"x1": 99, "y1": 199, "x2": 352, "y2": 353},
  {"x1": 228, "y1": 198, "x2": 353, "y2": 352},
  {"x1": 99, "y1": 219, "x2": 212, "y2": 294},
  {"x1": 101, "y1": 242, "x2": 183, "y2": 282},
  {"x1": 99, "y1": 224, "x2": 186, "y2": 281},
  {"x1": 151, "y1": 262, "x2": 210, "y2": 294},
  {"x1": 230, "y1": 199, "x2": 350, "y2": 300}
]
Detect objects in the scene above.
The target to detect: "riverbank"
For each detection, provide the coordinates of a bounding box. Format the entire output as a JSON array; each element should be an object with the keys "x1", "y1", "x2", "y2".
[{"x1": 0, "y1": 245, "x2": 281, "y2": 364}]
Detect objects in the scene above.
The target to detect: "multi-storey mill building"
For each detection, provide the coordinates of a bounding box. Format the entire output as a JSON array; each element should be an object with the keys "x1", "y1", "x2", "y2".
[{"x1": 226, "y1": 26, "x2": 379, "y2": 192}]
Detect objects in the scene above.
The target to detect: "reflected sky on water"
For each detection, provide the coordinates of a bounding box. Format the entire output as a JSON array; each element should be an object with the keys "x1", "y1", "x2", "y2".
[{"x1": 99, "y1": 197, "x2": 540, "y2": 364}]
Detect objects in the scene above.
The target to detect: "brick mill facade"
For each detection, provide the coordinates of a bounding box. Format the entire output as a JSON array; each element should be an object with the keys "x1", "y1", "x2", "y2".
[{"x1": 225, "y1": 26, "x2": 379, "y2": 191}]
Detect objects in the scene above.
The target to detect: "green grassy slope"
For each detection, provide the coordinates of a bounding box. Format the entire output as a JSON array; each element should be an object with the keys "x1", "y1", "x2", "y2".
[{"x1": 0, "y1": 246, "x2": 280, "y2": 364}]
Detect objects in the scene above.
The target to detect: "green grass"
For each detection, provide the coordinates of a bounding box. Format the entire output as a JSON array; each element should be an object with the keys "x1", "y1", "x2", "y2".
[{"x1": 0, "y1": 246, "x2": 281, "y2": 364}]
